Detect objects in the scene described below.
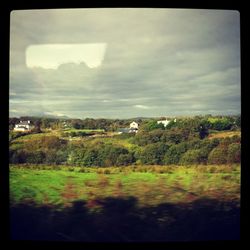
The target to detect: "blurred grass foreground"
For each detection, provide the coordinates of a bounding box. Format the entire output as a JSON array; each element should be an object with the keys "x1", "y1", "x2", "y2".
[{"x1": 10, "y1": 164, "x2": 240, "y2": 242}]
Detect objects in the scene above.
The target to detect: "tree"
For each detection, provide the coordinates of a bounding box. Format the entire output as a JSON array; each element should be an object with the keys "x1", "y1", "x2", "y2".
[
  {"x1": 179, "y1": 149, "x2": 202, "y2": 165},
  {"x1": 163, "y1": 142, "x2": 188, "y2": 164},
  {"x1": 198, "y1": 124, "x2": 209, "y2": 139},
  {"x1": 26, "y1": 151, "x2": 45, "y2": 164},
  {"x1": 141, "y1": 120, "x2": 165, "y2": 131},
  {"x1": 138, "y1": 142, "x2": 169, "y2": 165},
  {"x1": 162, "y1": 128, "x2": 189, "y2": 144},
  {"x1": 116, "y1": 153, "x2": 135, "y2": 166},
  {"x1": 208, "y1": 117, "x2": 233, "y2": 131},
  {"x1": 32, "y1": 120, "x2": 42, "y2": 133}
]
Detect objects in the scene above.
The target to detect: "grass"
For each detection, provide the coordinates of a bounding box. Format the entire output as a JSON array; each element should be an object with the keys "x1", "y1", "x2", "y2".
[
  {"x1": 62, "y1": 128, "x2": 105, "y2": 133},
  {"x1": 208, "y1": 130, "x2": 241, "y2": 139},
  {"x1": 10, "y1": 164, "x2": 240, "y2": 208},
  {"x1": 88, "y1": 136, "x2": 137, "y2": 150},
  {"x1": 10, "y1": 164, "x2": 240, "y2": 241},
  {"x1": 11, "y1": 131, "x2": 54, "y2": 142}
]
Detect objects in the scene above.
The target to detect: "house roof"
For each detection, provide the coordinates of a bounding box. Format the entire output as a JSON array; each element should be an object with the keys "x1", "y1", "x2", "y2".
[{"x1": 17, "y1": 121, "x2": 31, "y2": 125}]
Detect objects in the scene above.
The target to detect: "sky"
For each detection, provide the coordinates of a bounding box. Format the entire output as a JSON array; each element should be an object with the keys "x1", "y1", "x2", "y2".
[{"x1": 9, "y1": 8, "x2": 241, "y2": 119}]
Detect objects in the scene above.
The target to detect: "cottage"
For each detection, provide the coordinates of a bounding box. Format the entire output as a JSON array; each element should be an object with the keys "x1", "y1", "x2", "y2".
[
  {"x1": 118, "y1": 121, "x2": 139, "y2": 134},
  {"x1": 14, "y1": 120, "x2": 34, "y2": 132},
  {"x1": 130, "y1": 121, "x2": 139, "y2": 129},
  {"x1": 129, "y1": 121, "x2": 139, "y2": 133}
]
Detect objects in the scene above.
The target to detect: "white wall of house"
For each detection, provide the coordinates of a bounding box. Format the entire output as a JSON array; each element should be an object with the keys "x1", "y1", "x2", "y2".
[
  {"x1": 130, "y1": 122, "x2": 139, "y2": 129},
  {"x1": 14, "y1": 120, "x2": 34, "y2": 131},
  {"x1": 14, "y1": 127, "x2": 28, "y2": 132},
  {"x1": 157, "y1": 119, "x2": 170, "y2": 127}
]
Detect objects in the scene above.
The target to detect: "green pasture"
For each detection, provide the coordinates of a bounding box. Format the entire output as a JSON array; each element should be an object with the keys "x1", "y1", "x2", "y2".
[{"x1": 10, "y1": 164, "x2": 240, "y2": 208}]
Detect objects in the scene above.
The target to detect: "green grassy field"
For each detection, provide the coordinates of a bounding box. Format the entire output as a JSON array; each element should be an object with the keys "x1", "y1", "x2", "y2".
[
  {"x1": 10, "y1": 164, "x2": 240, "y2": 241},
  {"x1": 10, "y1": 164, "x2": 240, "y2": 208},
  {"x1": 62, "y1": 128, "x2": 105, "y2": 133}
]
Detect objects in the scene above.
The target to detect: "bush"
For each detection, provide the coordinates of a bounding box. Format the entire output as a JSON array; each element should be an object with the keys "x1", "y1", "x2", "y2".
[
  {"x1": 138, "y1": 142, "x2": 169, "y2": 165},
  {"x1": 9, "y1": 150, "x2": 28, "y2": 164},
  {"x1": 26, "y1": 151, "x2": 46, "y2": 164},
  {"x1": 81, "y1": 143, "x2": 131, "y2": 167},
  {"x1": 208, "y1": 117, "x2": 233, "y2": 131},
  {"x1": 132, "y1": 129, "x2": 165, "y2": 146},
  {"x1": 116, "y1": 153, "x2": 135, "y2": 166},
  {"x1": 227, "y1": 143, "x2": 241, "y2": 163},
  {"x1": 185, "y1": 138, "x2": 220, "y2": 164},
  {"x1": 208, "y1": 146, "x2": 228, "y2": 164},
  {"x1": 141, "y1": 120, "x2": 165, "y2": 131},
  {"x1": 82, "y1": 147, "x2": 100, "y2": 166},
  {"x1": 179, "y1": 149, "x2": 203, "y2": 165},
  {"x1": 163, "y1": 142, "x2": 188, "y2": 164},
  {"x1": 45, "y1": 149, "x2": 68, "y2": 164},
  {"x1": 162, "y1": 128, "x2": 188, "y2": 144}
]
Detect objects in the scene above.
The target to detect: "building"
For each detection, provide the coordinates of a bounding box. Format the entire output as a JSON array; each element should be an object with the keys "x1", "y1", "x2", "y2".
[
  {"x1": 130, "y1": 121, "x2": 139, "y2": 130},
  {"x1": 118, "y1": 121, "x2": 139, "y2": 134},
  {"x1": 129, "y1": 121, "x2": 139, "y2": 133},
  {"x1": 157, "y1": 118, "x2": 176, "y2": 128},
  {"x1": 157, "y1": 119, "x2": 170, "y2": 127},
  {"x1": 14, "y1": 120, "x2": 34, "y2": 132}
]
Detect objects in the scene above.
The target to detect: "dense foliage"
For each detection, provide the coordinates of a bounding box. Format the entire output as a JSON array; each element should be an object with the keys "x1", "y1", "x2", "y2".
[{"x1": 9, "y1": 115, "x2": 241, "y2": 166}]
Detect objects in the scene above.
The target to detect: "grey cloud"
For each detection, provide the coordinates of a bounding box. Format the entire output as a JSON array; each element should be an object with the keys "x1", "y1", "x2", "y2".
[{"x1": 10, "y1": 9, "x2": 241, "y2": 118}]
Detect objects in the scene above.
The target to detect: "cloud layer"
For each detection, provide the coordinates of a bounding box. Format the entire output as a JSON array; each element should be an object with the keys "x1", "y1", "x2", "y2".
[{"x1": 10, "y1": 9, "x2": 241, "y2": 118}]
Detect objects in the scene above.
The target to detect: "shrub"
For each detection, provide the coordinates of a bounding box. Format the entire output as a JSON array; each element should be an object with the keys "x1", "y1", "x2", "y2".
[
  {"x1": 45, "y1": 149, "x2": 68, "y2": 164},
  {"x1": 67, "y1": 148, "x2": 87, "y2": 166},
  {"x1": 81, "y1": 143, "x2": 130, "y2": 167},
  {"x1": 208, "y1": 146, "x2": 228, "y2": 164},
  {"x1": 179, "y1": 149, "x2": 203, "y2": 165},
  {"x1": 26, "y1": 150, "x2": 46, "y2": 164},
  {"x1": 83, "y1": 147, "x2": 100, "y2": 166},
  {"x1": 9, "y1": 150, "x2": 28, "y2": 164},
  {"x1": 138, "y1": 142, "x2": 169, "y2": 165},
  {"x1": 132, "y1": 129, "x2": 165, "y2": 146},
  {"x1": 162, "y1": 128, "x2": 187, "y2": 144},
  {"x1": 141, "y1": 120, "x2": 165, "y2": 131},
  {"x1": 116, "y1": 153, "x2": 135, "y2": 166},
  {"x1": 163, "y1": 142, "x2": 188, "y2": 164},
  {"x1": 227, "y1": 143, "x2": 241, "y2": 163}
]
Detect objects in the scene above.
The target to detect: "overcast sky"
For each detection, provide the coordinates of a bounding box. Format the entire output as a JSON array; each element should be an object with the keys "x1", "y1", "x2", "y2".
[{"x1": 10, "y1": 8, "x2": 241, "y2": 119}]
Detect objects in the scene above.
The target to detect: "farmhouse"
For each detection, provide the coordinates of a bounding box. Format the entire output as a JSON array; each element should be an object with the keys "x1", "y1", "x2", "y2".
[
  {"x1": 14, "y1": 120, "x2": 34, "y2": 132},
  {"x1": 130, "y1": 121, "x2": 138, "y2": 129},
  {"x1": 118, "y1": 121, "x2": 139, "y2": 134}
]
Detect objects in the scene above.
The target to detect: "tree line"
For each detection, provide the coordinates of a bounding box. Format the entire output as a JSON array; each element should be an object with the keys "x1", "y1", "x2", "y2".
[
  {"x1": 9, "y1": 115, "x2": 240, "y2": 132},
  {"x1": 9, "y1": 115, "x2": 241, "y2": 166}
]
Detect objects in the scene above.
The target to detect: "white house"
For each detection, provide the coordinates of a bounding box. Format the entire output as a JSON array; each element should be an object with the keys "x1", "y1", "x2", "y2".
[
  {"x1": 157, "y1": 118, "x2": 177, "y2": 128},
  {"x1": 118, "y1": 121, "x2": 139, "y2": 134},
  {"x1": 157, "y1": 119, "x2": 170, "y2": 127},
  {"x1": 129, "y1": 121, "x2": 139, "y2": 133},
  {"x1": 130, "y1": 121, "x2": 139, "y2": 130},
  {"x1": 14, "y1": 120, "x2": 34, "y2": 132}
]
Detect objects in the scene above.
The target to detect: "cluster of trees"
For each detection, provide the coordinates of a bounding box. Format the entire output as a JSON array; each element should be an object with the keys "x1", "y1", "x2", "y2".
[
  {"x1": 9, "y1": 134, "x2": 241, "y2": 166},
  {"x1": 9, "y1": 136, "x2": 68, "y2": 165},
  {"x1": 9, "y1": 116, "x2": 141, "y2": 132},
  {"x1": 136, "y1": 136, "x2": 240, "y2": 165},
  {"x1": 9, "y1": 115, "x2": 240, "y2": 133},
  {"x1": 9, "y1": 115, "x2": 241, "y2": 166}
]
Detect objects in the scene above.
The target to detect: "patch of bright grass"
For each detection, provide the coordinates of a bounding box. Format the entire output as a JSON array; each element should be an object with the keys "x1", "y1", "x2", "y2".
[{"x1": 10, "y1": 164, "x2": 240, "y2": 207}]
